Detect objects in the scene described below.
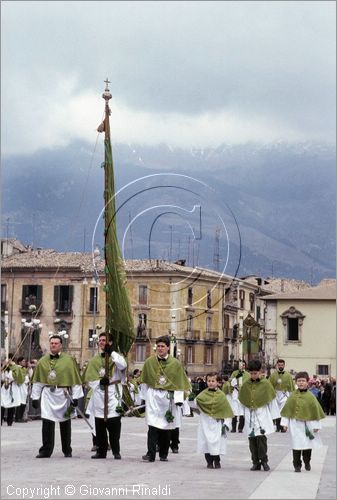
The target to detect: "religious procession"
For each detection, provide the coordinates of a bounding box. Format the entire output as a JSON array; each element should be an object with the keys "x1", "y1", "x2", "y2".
[
  {"x1": 1, "y1": 81, "x2": 335, "y2": 500},
  {"x1": 1, "y1": 331, "x2": 332, "y2": 476}
]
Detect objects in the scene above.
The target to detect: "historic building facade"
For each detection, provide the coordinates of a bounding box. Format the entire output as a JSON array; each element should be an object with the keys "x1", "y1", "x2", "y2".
[
  {"x1": 1, "y1": 247, "x2": 267, "y2": 376},
  {"x1": 263, "y1": 281, "x2": 336, "y2": 377}
]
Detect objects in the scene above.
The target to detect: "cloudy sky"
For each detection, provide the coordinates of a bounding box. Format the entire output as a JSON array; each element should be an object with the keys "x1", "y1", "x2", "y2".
[{"x1": 2, "y1": 1, "x2": 335, "y2": 154}]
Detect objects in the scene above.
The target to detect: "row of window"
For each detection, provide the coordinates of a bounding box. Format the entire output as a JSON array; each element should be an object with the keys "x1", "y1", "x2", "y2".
[
  {"x1": 1, "y1": 283, "x2": 256, "y2": 313},
  {"x1": 133, "y1": 343, "x2": 214, "y2": 364}
]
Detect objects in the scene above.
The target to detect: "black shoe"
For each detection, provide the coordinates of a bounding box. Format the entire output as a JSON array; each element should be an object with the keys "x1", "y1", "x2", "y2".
[
  {"x1": 64, "y1": 452, "x2": 72, "y2": 457},
  {"x1": 114, "y1": 453, "x2": 121, "y2": 460},
  {"x1": 238, "y1": 429, "x2": 243, "y2": 433},
  {"x1": 231, "y1": 429, "x2": 236, "y2": 433},
  {"x1": 294, "y1": 466, "x2": 301, "y2": 472},
  {"x1": 250, "y1": 464, "x2": 261, "y2": 471},
  {"x1": 261, "y1": 462, "x2": 270, "y2": 471},
  {"x1": 214, "y1": 463, "x2": 221, "y2": 469},
  {"x1": 142, "y1": 455, "x2": 154, "y2": 462},
  {"x1": 304, "y1": 463, "x2": 311, "y2": 471},
  {"x1": 171, "y1": 448, "x2": 179, "y2": 454},
  {"x1": 91, "y1": 454, "x2": 106, "y2": 459},
  {"x1": 207, "y1": 463, "x2": 214, "y2": 469},
  {"x1": 160, "y1": 457, "x2": 168, "y2": 462},
  {"x1": 36, "y1": 454, "x2": 50, "y2": 458}
]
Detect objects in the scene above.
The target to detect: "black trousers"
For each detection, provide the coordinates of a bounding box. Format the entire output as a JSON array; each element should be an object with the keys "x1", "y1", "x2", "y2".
[
  {"x1": 39, "y1": 418, "x2": 72, "y2": 457},
  {"x1": 147, "y1": 425, "x2": 170, "y2": 460},
  {"x1": 274, "y1": 417, "x2": 282, "y2": 431},
  {"x1": 15, "y1": 404, "x2": 26, "y2": 421},
  {"x1": 1, "y1": 407, "x2": 16, "y2": 426},
  {"x1": 232, "y1": 415, "x2": 245, "y2": 432},
  {"x1": 95, "y1": 416, "x2": 121, "y2": 457},
  {"x1": 249, "y1": 435, "x2": 268, "y2": 465},
  {"x1": 170, "y1": 427, "x2": 180, "y2": 450},
  {"x1": 293, "y1": 449, "x2": 312, "y2": 467},
  {"x1": 205, "y1": 453, "x2": 220, "y2": 465}
]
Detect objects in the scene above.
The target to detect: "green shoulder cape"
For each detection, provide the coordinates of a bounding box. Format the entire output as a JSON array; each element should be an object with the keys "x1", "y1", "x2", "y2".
[
  {"x1": 10, "y1": 364, "x2": 25, "y2": 385},
  {"x1": 238, "y1": 378, "x2": 276, "y2": 409},
  {"x1": 140, "y1": 355, "x2": 191, "y2": 391},
  {"x1": 82, "y1": 353, "x2": 116, "y2": 383},
  {"x1": 269, "y1": 370, "x2": 295, "y2": 392},
  {"x1": 196, "y1": 388, "x2": 234, "y2": 418},
  {"x1": 32, "y1": 353, "x2": 82, "y2": 386},
  {"x1": 281, "y1": 390, "x2": 325, "y2": 421},
  {"x1": 221, "y1": 381, "x2": 231, "y2": 395}
]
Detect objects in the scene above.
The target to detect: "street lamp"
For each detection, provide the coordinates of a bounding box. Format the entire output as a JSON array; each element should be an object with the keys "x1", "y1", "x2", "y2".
[
  {"x1": 169, "y1": 314, "x2": 177, "y2": 357},
  {"x1": 238, "y1": 313, "x2": 244, "y2": 367}
]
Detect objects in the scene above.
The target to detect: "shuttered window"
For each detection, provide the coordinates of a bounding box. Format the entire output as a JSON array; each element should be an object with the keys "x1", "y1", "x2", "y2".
[{"x1": 54, "y1": 285, "x2": 73, "y2": 313}]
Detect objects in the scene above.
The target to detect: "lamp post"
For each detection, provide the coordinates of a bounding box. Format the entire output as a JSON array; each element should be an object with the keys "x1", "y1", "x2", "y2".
[
  {"x1": 238, "y1": 312, "x2": 244, "y2": 368},
  {"x1": 169, "y1": 314, "x2": 177, "y2": 357}
]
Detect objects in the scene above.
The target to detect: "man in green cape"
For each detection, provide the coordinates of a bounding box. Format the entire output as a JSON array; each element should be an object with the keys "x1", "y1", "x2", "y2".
[
  {"x1": 229, "y1": 360, "x2": 250, "y2": 433},
  {"x1": 280, "y1": 371, "x2": 325, "y2": 472},
  {"x1": 1, "y1": 354, "x2": 24, "y2": 426},
  {"x1": 238, "y1": 359, "x2": 280, "y2": 471},
  {"x1": 15, "y1": 356, "x2": 29, "y2": 422},
  {"x1": 269, "y1": 358, "x2": 295, "y2": 431},
  {"x1": 31, "y1": 335, "x2": 83, "y2": 458},
  {"x1": 140, "y1": 335, "x2": 190, "y2": 463},
  {"x1": 82, "y1": 332, "x2": 127, "y2": 459}
]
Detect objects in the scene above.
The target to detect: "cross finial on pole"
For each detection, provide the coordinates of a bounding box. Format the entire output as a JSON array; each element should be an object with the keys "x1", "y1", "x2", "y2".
[{"x1": 104, "y1": 78, "x2": 111, "y2": 89}]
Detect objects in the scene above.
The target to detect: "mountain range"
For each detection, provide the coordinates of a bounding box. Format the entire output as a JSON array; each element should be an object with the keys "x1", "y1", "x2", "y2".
[{"x1": 2, "y1": 140, "x2": 335, "y2": 284}]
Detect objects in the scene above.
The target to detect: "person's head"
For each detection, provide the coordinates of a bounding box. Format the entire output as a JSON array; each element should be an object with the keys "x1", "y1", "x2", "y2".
[
  {"x1": 49, "y1": 335, "x2": 62, "y2": 355},
  {"x1": 133, "y1": 369, "x2": 140, "y2": 378},
  {"x1": 276, "y1": 359, "x2": 285, "y2": 372},
  {"x1": 98, "y1": 333, "x2": 108, "y2": 351},
  {"x1": 295, "y1": 371, "x2": 309, "y2": 390},
  {"x1": 223, "y1": 374, "x2": 229, "y2": 382},
  {"x1": 16, "y1": 356, "x2": 26, "y2": 367},
  {"x1": 155, "y1": 336, "x2": 170, "y2": 358},
  {"x1": 240, "y1": 360, "x2": 247, "y2": 370},
  {"x1": 248, "y1": 359, "x2": 262, "y2": 380},
  {"x1": 206, "y1": 372, "x2": 218, "y2": 389},
  {"x1": 216, "y1": 374, "x2": 223, "y2": 387}
]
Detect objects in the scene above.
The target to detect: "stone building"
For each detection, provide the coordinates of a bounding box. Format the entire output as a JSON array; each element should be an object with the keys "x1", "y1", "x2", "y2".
[
  {"x1": 1, "y1": 247, "x2": 266, "y2": 376},
  {"x1": 263, "y1": 281, "x2": 336, "y2": 377}
]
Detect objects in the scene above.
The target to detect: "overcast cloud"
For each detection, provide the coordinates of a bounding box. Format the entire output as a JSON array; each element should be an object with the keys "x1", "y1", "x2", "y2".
[{"x1": 1, "y1": 1, "x2": 335, "y2": 154}]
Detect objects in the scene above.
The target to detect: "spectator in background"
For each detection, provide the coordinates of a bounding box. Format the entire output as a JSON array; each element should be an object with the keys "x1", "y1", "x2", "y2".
[{"x1": 309, "y1": 380, "x2": 320, "y2": 398}]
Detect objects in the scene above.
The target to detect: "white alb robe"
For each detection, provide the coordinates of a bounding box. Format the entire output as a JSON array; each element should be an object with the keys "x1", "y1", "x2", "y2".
[
  {"x1": 280, "y1": 417, "x2": 323, "y2": 450},
  {"x1": 31, "y1": 383, "x2": 83, "y2": 422},
  {"x1": 1, "y1": 371, "x2": 21, "y2": 408},
  {"x1": 197, "y1": 410, "x2": 231, "y2": 455},
  {"x1": 139, "y1": 383, "x2": 184, "y2": 430},
  {"x1": 242, "y1": 398, "x2": 280, "y2": 437}
]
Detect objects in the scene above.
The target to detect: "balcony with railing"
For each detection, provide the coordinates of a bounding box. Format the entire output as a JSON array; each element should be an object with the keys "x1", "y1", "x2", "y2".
[
  {"x1": 185, "y1": 330, "x2": 200, "y2": 341},
  {"x1": 135, "y1": 327, "x2": 152, "y2": 341},
  {"x1": 205, "y1": 331, "x2": 219, "y2": 342}
]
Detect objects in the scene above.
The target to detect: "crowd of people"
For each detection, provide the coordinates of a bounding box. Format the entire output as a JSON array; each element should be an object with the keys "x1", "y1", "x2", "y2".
[{"x1": 1, "y1": 339, "x2": 335, "y2": 473}]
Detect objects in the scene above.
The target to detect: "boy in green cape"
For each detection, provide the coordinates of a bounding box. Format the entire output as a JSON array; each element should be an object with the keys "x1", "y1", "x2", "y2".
[
  {"x1": 195, "y1": 372, "x2": 234, "y2": 469},
  {"x1": 281, "y1": 371, "x2": 325, "y2": 472},
  {"x1": 238, "y1": 359, "x2": 279, "y2": 471}
]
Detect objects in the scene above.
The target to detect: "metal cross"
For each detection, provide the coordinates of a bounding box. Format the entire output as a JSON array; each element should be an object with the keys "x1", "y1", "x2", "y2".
[{"x1": 104, "y1": 78, "x2": 111, "y2": 87}]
